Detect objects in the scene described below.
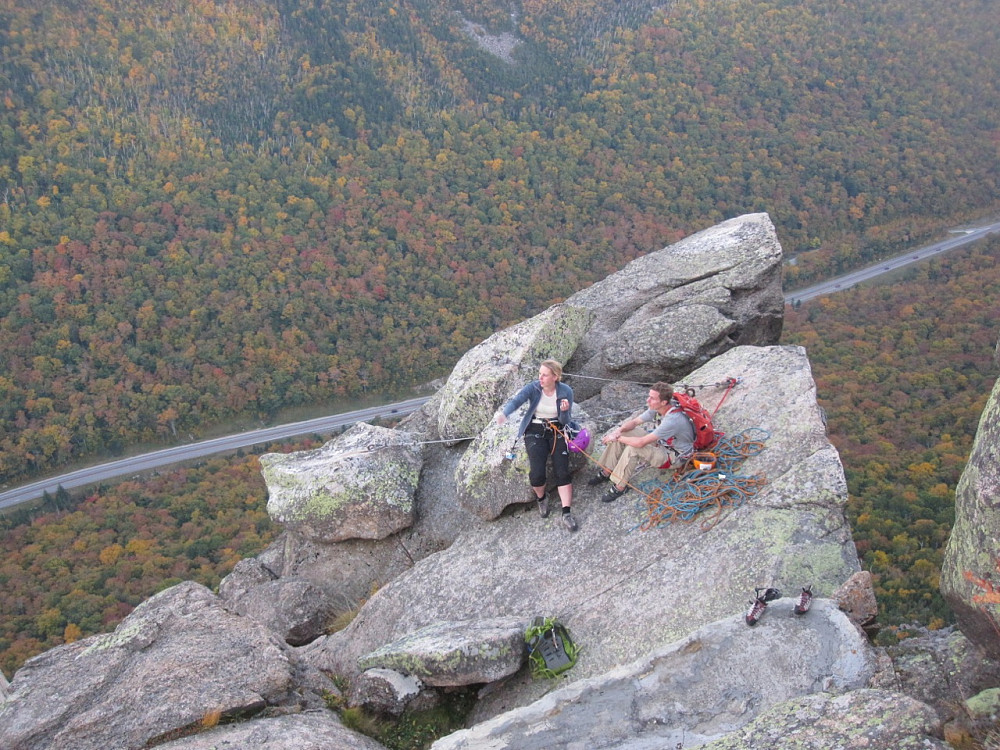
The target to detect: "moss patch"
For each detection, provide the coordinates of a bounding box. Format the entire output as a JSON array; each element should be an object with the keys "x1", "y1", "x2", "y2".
[{"x1": 338, "y1": 689, "x2": 477, "y2": 750}]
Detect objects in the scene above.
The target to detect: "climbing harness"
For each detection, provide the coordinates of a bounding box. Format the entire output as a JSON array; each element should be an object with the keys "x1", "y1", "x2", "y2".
[{"x1": 534, "y1": 419, "x2": 567, "y2": 457}]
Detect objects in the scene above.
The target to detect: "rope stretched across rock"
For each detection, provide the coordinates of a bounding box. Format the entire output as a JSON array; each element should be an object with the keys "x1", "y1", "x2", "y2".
[{"x1": 636, "y1": 428, "x2": 770, "y2": 531}]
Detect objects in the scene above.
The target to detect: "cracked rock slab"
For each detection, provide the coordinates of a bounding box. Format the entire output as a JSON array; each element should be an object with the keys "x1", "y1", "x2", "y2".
[{"x1": 358, "y1": 618, "x2": 528, "y2": 687}]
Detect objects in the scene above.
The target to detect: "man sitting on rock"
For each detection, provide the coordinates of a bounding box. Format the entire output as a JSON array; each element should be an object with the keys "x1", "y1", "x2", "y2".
[{"x1": 587, "y1": 382, "x2": 695, "y2": 503}]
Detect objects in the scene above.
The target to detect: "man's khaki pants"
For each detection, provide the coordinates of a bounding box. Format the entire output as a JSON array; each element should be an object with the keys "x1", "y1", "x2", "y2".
[{"x1": 595, "y1": 429, "x2": 671, "y2": 488}]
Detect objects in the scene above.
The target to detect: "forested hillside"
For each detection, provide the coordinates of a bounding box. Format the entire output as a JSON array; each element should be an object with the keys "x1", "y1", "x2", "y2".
[
  {"x1": 784, "y1": 237, "x2": 1000, "y2": 631},
  {"x1": 0, "y1": 448, "x2": 281, "y2": 674},
  {"x1": 2, "y1": 0, "x2": 999, "y2": 484},
  {"x1": 2, "y1": 0, "x2": 999, "y2": 677},
  {"x1": 2, "y1": 238, "x2": 998, "y2": 677}
]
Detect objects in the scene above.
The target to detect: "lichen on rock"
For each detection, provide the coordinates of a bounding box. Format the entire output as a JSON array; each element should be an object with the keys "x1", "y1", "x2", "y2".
[
  {"x1": 431, "y1": 303, "x2": 592, "y2": 444},
  {"x1": 358, "y1": 618, "x2": 528, "y2": 687},
  {"x1": 261, "y1": 422, "x2": 422, "y2": 543},
  {"x1": 940, "y1": 376, "x2": 1000, "y2": 659}
]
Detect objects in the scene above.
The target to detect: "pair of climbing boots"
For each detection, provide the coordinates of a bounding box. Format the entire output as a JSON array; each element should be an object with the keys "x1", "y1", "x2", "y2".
[{"x1": 744, "y1": 585, "x2": 813, "y2": 626}]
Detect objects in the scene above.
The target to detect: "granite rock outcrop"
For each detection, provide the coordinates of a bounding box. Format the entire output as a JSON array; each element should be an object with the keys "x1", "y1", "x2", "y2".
[{"x1": 3, "y1": 213, "x2": 996, "y2": 750}]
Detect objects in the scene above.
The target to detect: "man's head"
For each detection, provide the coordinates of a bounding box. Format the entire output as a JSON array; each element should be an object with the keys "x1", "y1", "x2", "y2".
[{"x1": 646, "y1": 382, "x2": 674, "y2": 414}]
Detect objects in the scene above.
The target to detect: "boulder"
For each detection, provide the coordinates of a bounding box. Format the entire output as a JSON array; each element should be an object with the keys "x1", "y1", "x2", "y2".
[
  {"x1": 940, "y1": 376, "x2": 1000, "y2": 659},
  {"x1": 218, "y1": 556, "x2": 279, "y2": 597},
  {"x1": 350, "y1": 668, "x2": 436, "y2": 716},
  {"x1": 304, "y1": 344, "x2": 861, "y2": 720},
  {"x1": 357, "y1": 618, "x2": 528, "y2": 687},
  {"x1": 887, "y1": 625, "x2": 1000, "y2": 723},
  {"x1": 252, "y1": 436, "x2": 487, "y2": 620},
  {"x1": 942, "y1": 683, "x2": 1000, "y2": 750},
  {"x1": 698, "y1": 689, "x2": 948, "y2": 750},
  {"x1": 151, "y1": 710, "x2": 387, "y2": 750},
  {"x1": 965, "y1": 686, "x2": 1000, "y2": 722},
  {"x1": 431, "y1": 600, "x2": 880, "y2": 749},
  {"x1": 564, "y1": 212, "x2": 784, "y2": 400},
  {"x1": 832, "y1": 570, "x2": 879, "y2": 636},
  {"x1": 431, "y1": 303, "x2": 592, "y2": 443},
  {"x1": 221, "y1": 574, "x2": 335, "y2": 646},
  {"x1": 261, "y1": 422, "x2": 422, "y2": 543},
  {"x1": 0, "y1": 582, "x2": 302, "y2": 750},
  {"x1": 959, "y1": 687, "x2": 1000, "y2": 743}
]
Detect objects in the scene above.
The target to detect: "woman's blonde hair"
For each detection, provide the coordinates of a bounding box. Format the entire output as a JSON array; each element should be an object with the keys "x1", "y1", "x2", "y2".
[{"x1": 540, "y1": 359, "x2": 563, "y2": 381}]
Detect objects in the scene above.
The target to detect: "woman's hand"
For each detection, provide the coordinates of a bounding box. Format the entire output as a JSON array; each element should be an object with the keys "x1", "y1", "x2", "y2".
[
  {"x1": 495, "y1": 413, "x2": 507, "y2": 425},
  {"x1": 560, "y1": 398, "x2": 570, "y2": 412}
]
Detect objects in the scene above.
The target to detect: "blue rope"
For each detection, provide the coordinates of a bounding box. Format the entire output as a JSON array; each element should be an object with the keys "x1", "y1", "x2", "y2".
[{"x1": 633, "y1": 428, "x2": 770, "y2": 531}]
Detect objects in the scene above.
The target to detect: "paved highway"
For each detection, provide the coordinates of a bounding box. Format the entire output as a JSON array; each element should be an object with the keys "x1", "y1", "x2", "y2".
[
  {"x1": 2, "y1": 217, "x2": 997, "y2": 511},
  {"x1": 0, "y1": 396, "x2": 431, "y2": 511},
  {"x1": 785, "y1": 219, "x2": 1000, "y2": 304}
]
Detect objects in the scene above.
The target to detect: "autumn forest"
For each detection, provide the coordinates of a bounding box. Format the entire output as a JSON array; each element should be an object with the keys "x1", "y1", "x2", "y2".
[{"x1": 2, "y1": 0, "x2": 999, "y2": 675}]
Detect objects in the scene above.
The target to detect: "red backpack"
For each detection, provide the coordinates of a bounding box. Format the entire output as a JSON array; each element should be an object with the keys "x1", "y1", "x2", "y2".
[{"x1": 669, "y1": 391, "x2": 722, "y2": 452}]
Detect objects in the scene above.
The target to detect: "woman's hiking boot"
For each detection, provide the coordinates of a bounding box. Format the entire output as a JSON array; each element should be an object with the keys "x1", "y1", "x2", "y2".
[{"x1": 536, "y1": 494, "x2": 550, "y2": 518}]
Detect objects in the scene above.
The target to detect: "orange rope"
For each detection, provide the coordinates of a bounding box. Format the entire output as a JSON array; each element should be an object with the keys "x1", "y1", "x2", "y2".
[
  {"x1": 710, "y1": 377, "x2": 739, "y2": 417},
  {"x1": 635, "y1": 428, "x2": 769, "y2": 532}
]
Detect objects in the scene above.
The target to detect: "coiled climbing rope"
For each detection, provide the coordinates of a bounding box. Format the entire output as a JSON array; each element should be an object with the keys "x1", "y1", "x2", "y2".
[{"x1": 635, "y1": 428, "x2": 770, "y2": 532}]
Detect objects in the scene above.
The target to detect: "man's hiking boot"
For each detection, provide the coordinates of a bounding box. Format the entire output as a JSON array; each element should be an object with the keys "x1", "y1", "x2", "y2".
[
  {"x1": 536, "y1": 495, "x2": 550, "y2": 518},
  {"x1": 794, "y1": 585, "x2": 813, "y2": 615},
  {"x1": 587, "y1": 472, "x2": 609, "y2": 487},
  {"x1": 601, "y1": 485, "x2": 627, "y2": 503},
  {"x1": 562, "y1": 512, "x2": 578, "y2": 532}
]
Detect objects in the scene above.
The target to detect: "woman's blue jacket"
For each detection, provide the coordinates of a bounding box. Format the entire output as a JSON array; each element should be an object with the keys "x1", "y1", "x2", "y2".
[{"x1": 501, "y1": 380, "x2": 574, "y2": 439}]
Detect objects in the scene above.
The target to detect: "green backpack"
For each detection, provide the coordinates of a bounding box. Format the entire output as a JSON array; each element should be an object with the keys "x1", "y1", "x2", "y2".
[{"x1": 525, "y1": 616, "x2": 579, "y2": 679}]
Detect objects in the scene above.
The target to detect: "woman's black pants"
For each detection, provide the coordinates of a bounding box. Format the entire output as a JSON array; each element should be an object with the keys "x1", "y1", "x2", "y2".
[{"x1": 524, "y1": 426, "x2": 571, "y2": 488}]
